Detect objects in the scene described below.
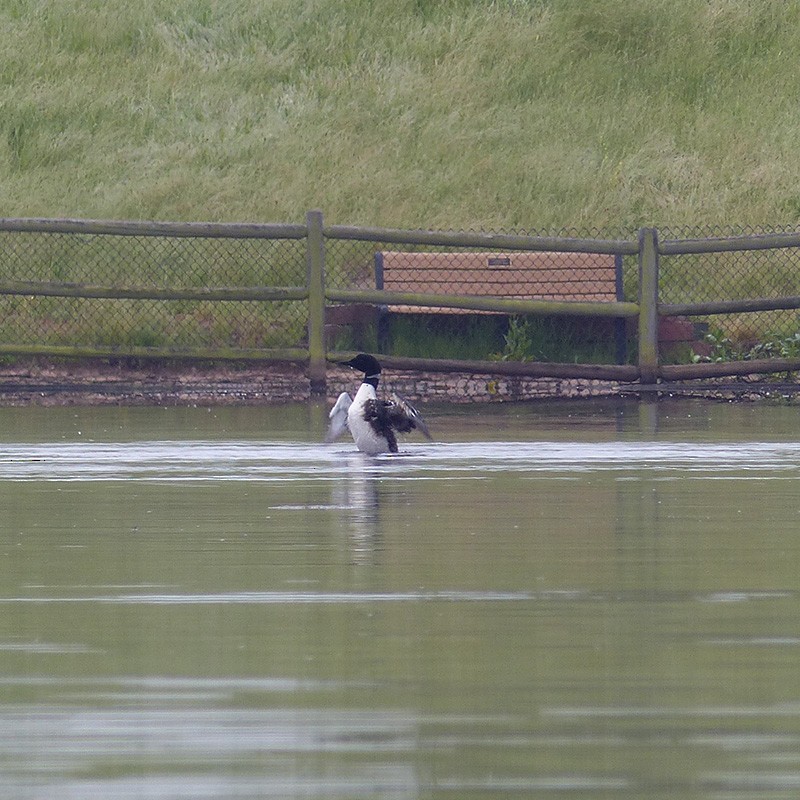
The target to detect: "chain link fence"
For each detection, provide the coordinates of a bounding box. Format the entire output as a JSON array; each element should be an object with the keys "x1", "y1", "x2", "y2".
[
  {"x1": 325, "y1": 227, "x2": 639, "y2": 364},
  {"x1": 2, "y1": 219, "x2": 799, "y2": 381},
  {"x1": 660, "y1": 224, "x2": 800, "y2": 359},
  {"x1": 0, "y1": 228, "x2": 307, "y2": 352}
]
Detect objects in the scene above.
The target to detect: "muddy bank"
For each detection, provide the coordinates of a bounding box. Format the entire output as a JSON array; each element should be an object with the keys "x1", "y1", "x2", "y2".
[
  {"x1": 0, "y1": 359, "x2": 625, "y2": 406},
  {"x1": 0, "y1": 361, "x2": 308, "y2": 407},
  {"x1": 5, "y1": 359, "x2": 794, "y2": 407}
]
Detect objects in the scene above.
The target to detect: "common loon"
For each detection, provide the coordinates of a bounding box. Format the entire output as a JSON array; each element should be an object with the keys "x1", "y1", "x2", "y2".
[{"x1": 326, "y1": 353, "x2": 431, "y2": 454}]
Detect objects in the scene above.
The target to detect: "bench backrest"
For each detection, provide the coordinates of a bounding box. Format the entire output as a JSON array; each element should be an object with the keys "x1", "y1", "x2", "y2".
[{"x1": 375, "y1": 251, "x2": 623, "y2": 311}]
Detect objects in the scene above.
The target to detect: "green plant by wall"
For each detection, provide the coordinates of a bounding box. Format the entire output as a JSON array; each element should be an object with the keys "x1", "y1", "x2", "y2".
[
  {"x1": 694, "y1": 327, "x2": 800, "y2": 363},
  {"x1": 494, "y1": 315, "x2": 622, "y2": 364}
]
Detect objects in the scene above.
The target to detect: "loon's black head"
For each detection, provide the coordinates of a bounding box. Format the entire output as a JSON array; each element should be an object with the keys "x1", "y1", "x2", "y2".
[
  {"x1": 344, "y1": 353, "x2": 381, "y2": 375},
  {"x1": 343, "y1": 353, "x2": 382, "y2": 386}
]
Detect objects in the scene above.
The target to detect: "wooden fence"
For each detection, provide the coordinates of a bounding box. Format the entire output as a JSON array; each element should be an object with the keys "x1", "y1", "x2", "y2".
[{"x1": 2, "y1": 211, "x2": 800, "y2": 394}]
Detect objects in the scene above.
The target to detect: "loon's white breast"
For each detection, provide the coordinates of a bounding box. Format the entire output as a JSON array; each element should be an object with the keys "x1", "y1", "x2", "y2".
[{"x1": 347, "y1": 382, "x2": 392, "y2": 455}]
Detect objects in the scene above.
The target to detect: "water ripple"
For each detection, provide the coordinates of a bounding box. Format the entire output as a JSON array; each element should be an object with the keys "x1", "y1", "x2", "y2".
[
  {"x1": 1, "y1": 439, "x2": 799, "y2": 482},
  {"x1": 1, "y1": 588, "x2": 794, "y2": 606},
  {"x1": 0, "y1": 590, "x2": 534, "y2": 605}
]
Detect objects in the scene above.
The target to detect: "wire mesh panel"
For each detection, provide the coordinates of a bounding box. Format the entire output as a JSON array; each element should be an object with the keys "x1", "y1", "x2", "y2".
[
  {"x1": 0, "y1": 231, "x2": 306, "y2": 287},
  {"x1": 661, "y1": 225, "x2": 800, "y2": 358},
  {"x1": 325, "y1": 227, "x2": 638, "y2": 365},
  {"x1": 0, "y1": 229, "x2": 308, "y2": 355}
]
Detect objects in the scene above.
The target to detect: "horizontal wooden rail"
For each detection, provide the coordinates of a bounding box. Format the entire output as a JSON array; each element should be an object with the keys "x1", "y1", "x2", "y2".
[
  {"x1": 328, "y1": 351, "x2": 640, "y2": 381},
  {"x1": 661, "y1": 357, "x2": 800, "y2": 380},
  {"x1": 0, "y1": 343, "x2": 309, "y2": 362},
  {"x1": 0, "y1": 281, "x2": 307, "y2": 302},
  {"x1": 660, "y1": 231, "x2": 800, "y2": 255},
  {"x1": 660, "y1": 296, "x2": 800, "y2": 316},
  {"x1": 327, "y1": 288, "x2": 639, "y2": 318},
  {"x1": 0, "y1": 217, "x2": 307, "y2": 239},
  {"x1": 335, "y1": 355, "x2": 800, "y2": 384},
  {"x1": 325, "y1": 224, "x2": 638, "y2": 255}
]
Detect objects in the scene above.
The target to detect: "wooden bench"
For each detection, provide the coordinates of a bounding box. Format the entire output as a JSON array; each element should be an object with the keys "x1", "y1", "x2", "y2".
[{"x1": 374, "y1": 250, "x2": 626, "y2": 360}]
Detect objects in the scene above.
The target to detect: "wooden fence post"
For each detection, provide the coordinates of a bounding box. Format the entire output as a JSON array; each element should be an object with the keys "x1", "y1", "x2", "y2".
[
  {"x1": 637, "y1": 227, "x2": 660, "y2": 385},
  {"x1": 306, "y1": 209, "x2": 327, "y2": 395}
]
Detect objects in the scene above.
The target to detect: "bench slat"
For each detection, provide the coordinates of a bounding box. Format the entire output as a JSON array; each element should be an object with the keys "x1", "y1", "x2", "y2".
[{"x1": 384, "y1": 286, "x2": 616, "y2": 301}]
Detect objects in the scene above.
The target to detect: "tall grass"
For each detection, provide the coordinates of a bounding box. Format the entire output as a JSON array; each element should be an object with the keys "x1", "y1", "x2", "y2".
[{"x1": 3, "y1": 0, "x2": 800, "y2": 230}]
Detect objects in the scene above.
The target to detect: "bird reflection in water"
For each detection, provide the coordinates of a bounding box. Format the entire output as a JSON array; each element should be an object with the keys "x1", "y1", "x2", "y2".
[{"x1": 331, "y1": 453, "x2": 383, "y2": 563}]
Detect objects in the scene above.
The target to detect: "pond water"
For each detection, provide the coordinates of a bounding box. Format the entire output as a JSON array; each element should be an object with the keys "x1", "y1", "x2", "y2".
[{"x1": 1, "y1": 398, "x2": 799, "y2": 799}]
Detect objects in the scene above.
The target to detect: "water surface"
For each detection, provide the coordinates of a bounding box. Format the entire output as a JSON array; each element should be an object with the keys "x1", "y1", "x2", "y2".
[{"x1": 1, "y1": 399, "x2": 799, "y2": 799}]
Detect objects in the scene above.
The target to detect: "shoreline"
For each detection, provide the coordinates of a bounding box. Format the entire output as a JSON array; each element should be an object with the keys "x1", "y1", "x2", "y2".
[
  {"x1": 0, "y1": 359, "x2": 622, "y2": 407},
  {"x1": 0, "y1": 359, "x2": 795, "y2": 407}
]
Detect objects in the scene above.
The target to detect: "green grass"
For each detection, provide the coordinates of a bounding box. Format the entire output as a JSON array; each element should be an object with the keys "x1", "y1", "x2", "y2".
[
  {"x1": 386, "y1": 314, "x2": 506, "y2": 360},
  {"x1": 3, "y1": 0, "x2": 800, "y2": 230},
  {"x1": 0, "y1": 296, "x2": 306, "y2": 352},
  {"x1": 3, "y1": 0, "x2": 800, "y2": 361}
]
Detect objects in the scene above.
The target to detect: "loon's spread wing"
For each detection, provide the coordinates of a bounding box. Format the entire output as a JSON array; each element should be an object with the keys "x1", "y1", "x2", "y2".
[
  {"x1": 387, "y1": 393, "x2": 432, "y2": 439},
  {"x1": 325, "y1": 392, "x2": 352, "y2": 442},
  {"x1": 359, "y1": 393, "x2": 431, "y2": 453}
]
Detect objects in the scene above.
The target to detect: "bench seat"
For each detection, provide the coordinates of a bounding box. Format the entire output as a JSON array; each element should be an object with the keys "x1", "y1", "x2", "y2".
[{"x1": 375, "y1": 250, "x2": 622, "y2": 313}]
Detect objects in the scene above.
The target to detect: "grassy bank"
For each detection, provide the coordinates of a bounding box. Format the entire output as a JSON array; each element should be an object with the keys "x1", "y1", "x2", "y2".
[{"x1": 3, "y1": 0, "x2": 800, "y2": 231}]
